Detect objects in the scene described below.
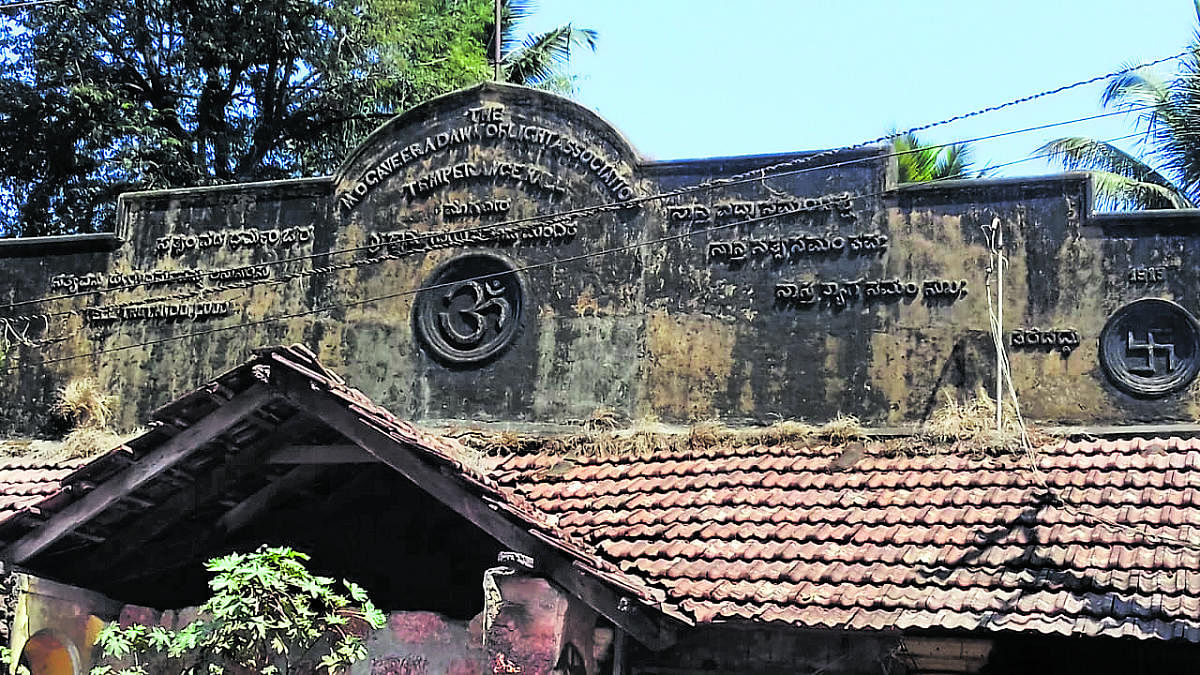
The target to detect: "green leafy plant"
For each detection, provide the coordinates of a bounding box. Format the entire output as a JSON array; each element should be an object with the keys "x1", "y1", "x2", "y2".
[
  {"x1": 0, "y1": 645, "x2": 30, "y2": 675},
  {"x1": 892, "y1": 130, "x2": 973, "y2": 183},
  {"x1": 0, "y1": 0, "x2": 494, "y2": 237},
  {"x1": 90, "y1": 546, "x2": 385, "y2": 674}
]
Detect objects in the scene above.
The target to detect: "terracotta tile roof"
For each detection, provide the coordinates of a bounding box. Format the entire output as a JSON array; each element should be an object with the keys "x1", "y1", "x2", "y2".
[
  {"x1": 1, "y1": 346, "x2": 1199, "y2": 644},
  {"x1": 0, "y1": 457, "x2": 84, "y2": 523},
  {"x1": 491, "y1": 436, "x2": 1200, "y2": 642}
]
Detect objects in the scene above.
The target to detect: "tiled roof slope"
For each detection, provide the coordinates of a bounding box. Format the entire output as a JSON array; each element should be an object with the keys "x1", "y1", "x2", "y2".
[
  {"x1": 492, "y1": 436, "x2": 1200, "y2": 642},
  {"x1": 0, "y1": 456, "x2": 84, "y2": 523},
  {"x1": 2, "y1": 347, "x2": 1199, "y2": 644}
]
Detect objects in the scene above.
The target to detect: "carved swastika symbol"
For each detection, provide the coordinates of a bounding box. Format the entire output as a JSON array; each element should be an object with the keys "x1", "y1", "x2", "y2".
[
  {"x1": 1100, "y1": 299, "x2": 1200, "y2": 398},
  {"x1": 1124, "y1": 330, "x2": 1177, "y2": 375}
]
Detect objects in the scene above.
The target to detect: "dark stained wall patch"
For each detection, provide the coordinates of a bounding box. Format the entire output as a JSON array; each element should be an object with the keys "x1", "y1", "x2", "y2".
[{"x1": 4, "y1": 83, "x2": 1200, "y2": 432}]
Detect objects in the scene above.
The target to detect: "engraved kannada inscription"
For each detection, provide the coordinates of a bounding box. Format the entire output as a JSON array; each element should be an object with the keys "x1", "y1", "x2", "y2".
[
  {"x1": 155, "y1": 226, "x2": 314, "y2": 257},
  {"x1": 441, "y1": 198, "x2": 512, "y2": 218},
  {"x1": 50, "y1": 267, "x2": 271, "y2": 293},
  {"x1": 1010, "y1": 328, "x2": 1081, "y2": 354},
  {"x1": 668, "y1": 194, "x2": 857, "y2": 224},
  {"x1": 370, "y1": 655, "x2": 429, "y2": 675},
  {"x1": 775, "y1": 278, "x2": 967, "y2": 307},
  {"x1": 367, "y1": 221, "x2": 576, "y2": 257},
  {"x1": 83, "y1": 301, "x2": 232, "y2": 325},
  {"x1": 708, "y1": 233, "x2": 888, "y2": 263}
]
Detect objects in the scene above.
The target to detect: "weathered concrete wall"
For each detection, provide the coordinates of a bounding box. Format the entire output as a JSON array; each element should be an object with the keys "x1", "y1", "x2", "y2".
[
  {"x1": 7, "y1": 573, "x2": 120, "y2": 675},
  {"x1": 627, "y1": 625, "x2": 904, "y2": 675},
  {"x1": 358, "y1": 611, "x2": 485, "y2": 675},
  {"x1": 3, "y1": 82, "x2": 1200, "y2": 435},
  {"x1": 485, "y1": 575, "x2": 599, "y2": 675}
]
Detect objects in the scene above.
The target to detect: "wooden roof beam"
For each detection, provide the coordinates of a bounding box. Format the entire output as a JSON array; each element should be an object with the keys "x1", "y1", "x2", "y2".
[
  {"x1": 4, "y1": 384, "x2": 277, "y2": 565},
  {"x1": 79, "y1": 413, "x2": 315, "y2": 584},
  {"x1": 266, "y1": 444, "x2": 377, "y2": 464},
  {"x1": 277, "y1": 376, "x2": 678, "y2": 651}
]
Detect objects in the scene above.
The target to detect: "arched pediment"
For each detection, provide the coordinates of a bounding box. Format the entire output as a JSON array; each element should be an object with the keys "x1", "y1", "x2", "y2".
[{"x1": 333, "y1": 82, "x2": 644, "y2": 217}]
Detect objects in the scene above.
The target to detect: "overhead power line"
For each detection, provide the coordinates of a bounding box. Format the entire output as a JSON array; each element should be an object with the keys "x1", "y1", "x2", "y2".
[
  {"x1": 0, "y1": 0, "x2": 64, "y2": 10},
  {"x1": 1, "y1": 45, "x2": 1188, "y2": 311},
  {"x1": 0, "y1": 133, "x2": 1140, "y2": 372},
  {"x1": 0, "y1": 103, "x2": 1163, "y2": 316}
]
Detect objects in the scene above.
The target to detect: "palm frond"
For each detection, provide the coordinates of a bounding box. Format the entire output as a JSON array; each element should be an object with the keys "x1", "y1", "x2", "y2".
[
  {"x1": 893, "y1": 131, "x2": 971, "y2": 182},
  {"x1": 1089, "y1": 170, "x2": 1195, "y2": 210},
  {"x1": 500, "y1": 0, "x2": 538, "y2": 56},
  {"x1": 1150, "y1": 46, "x2": 1200, "y2": 197},
  {"x1": 502, "y1": 24, "x2": 596, "y2": 87},
  {"x1": 1101, "y1": 66, "x2": 1171, "y2": 112},
  {"x1": 536, "y1": 72, "x2": 579, "y2": 96},
  {"x1": 936, "y1": 142, "x2": 972, "y2": 179},
  {"x1": 1037, "y1": 136, "x2": 1177, "y2": 185}
]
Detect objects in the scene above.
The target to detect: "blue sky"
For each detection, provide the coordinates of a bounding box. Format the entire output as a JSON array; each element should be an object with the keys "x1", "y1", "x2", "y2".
[{"x1": 522, "y1": 1, "x2": 1197, "y2": 176}]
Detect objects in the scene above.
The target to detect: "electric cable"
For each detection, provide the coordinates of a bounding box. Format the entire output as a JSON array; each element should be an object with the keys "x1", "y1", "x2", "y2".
[
  {"x1": 0, "y1": 49, "x2": 1183, "y2": 313},
  {"x1": 1, "y1": 134, "x2": 1140, "y2": 371},
  {"x1": 0, "y1": 103, "x2": 1161, "y2": 319},
  {"x1": 0, "y1": 0, "x2": 64, "y2": 10}
]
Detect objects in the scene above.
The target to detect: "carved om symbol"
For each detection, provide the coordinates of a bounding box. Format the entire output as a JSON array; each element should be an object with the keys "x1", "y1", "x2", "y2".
[{"x1": 437, "y1": 279, "x2": 511, "y2": 347}]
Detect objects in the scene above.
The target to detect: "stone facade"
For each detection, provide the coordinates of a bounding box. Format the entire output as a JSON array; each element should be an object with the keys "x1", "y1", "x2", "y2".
[{"x1": 4, "y1": 83, "x2": 1200, "y2": 438}]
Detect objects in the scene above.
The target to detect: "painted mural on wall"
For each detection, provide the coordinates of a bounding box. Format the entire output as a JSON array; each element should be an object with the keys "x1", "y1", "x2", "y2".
[{"x1": 2, "y1": 82, "x2": 1200, "y2": 435}]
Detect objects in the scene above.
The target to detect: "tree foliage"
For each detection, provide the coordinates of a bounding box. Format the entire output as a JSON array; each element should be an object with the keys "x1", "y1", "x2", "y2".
[
  {"x1": 90, "y1": 546, "x2": 386, "y2": 674},
  {"x1": 1038, "y1": 3, "x2": 1200, "y2": 210},
  {"x1": 0, "y1": 0, "x2": 494, "y2": 237},
  {"x1": 0, "y1": 646, "x2": 29, "y2": 675},
  {"x1": 892, "y1": 131, "x2": 973, "y2": 183},
  {"x1": 490, "y1": 0, "x2": 596, "y2": 94}
]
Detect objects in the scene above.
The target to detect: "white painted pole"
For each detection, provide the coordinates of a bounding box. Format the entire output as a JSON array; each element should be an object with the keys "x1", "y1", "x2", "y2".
[{"x1": 995, "y1": 217, "x2": 1004, "y2": 432}]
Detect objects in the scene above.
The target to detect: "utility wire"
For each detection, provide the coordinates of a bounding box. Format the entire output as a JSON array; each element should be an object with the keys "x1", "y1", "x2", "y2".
[
  {"x1": 0, "y1": 103, "x2": 1163, "y2": 315},
  {"x1": 1, "y1": 130, "x2": 1144, "y2": 346},
  {"x1": 0, "y1": 0, "x2": 63, "y2": 9},
  {"x1": 1, "y1": 134, "x2": 1139, "y2": 372},
  {"x1": 2, "y1": 41, "x2": 1189, "y2": 311}
]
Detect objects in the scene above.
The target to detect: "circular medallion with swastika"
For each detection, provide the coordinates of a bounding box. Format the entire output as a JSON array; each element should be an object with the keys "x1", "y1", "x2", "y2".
[
  {"x1": 413, "y1": 253, "x2": 525, "y2": 366},
  {"x1": 1100, "y1": 298, "x2": 1200, "y2": 398}
]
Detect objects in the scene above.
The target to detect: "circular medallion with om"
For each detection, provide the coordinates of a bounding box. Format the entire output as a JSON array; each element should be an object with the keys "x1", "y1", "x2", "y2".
[{"x1": 413, "y1": 253, "x2": 525, "y2": 365}]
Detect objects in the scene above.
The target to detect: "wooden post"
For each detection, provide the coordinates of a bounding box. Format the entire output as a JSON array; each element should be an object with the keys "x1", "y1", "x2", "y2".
[{"x1": 612, "y1": 628, "x2": 628, "y2": 675}]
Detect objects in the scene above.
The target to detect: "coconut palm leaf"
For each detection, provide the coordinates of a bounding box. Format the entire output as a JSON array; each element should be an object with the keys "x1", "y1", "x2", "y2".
[
  {"x1": 499, "y1": 0, "x2": 537, "y2": 57},
  {"x1": 936, "y1": 142, "x2": 972, "y2": 180},
  {"x1": 1148, "y1": 50, "x2": 1200, "y2": 197},
  {"x1": 502, "y1": 24, "x2": 596, "y2": 88},
  {"x1": 1041, "y1": 38, "x2": 1200, "y2": 211},
  {"x1": 1090, "y1": 171, "x2": 1194, "y2": 210},
  {"x1": 893, "y1": 131, "x2": 972, "y2": 183},
  {"x1": 1035, "y1": 136, "x2": 1191, "y2": 209}
]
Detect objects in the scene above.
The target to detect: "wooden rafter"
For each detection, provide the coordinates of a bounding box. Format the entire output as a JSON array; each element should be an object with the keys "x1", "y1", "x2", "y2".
[
  {"x1": 4, "y1": 384, "x2": 277, "y2": 565},
  {"x1": 267, "y1": 444, "x2": 377, "y2": 464},
  {"x1": 78, "y1": 413, "x2": 315, "y2": 583},
  {"x1": 103, "y1": 465, "x2": 327, "y2": 587},
  {"x1": 276, "y1": 376, "x2": 679, "y2": 650},
  {"x1": 214, "y1": 464, "x2": 325, "y2": 536}
]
